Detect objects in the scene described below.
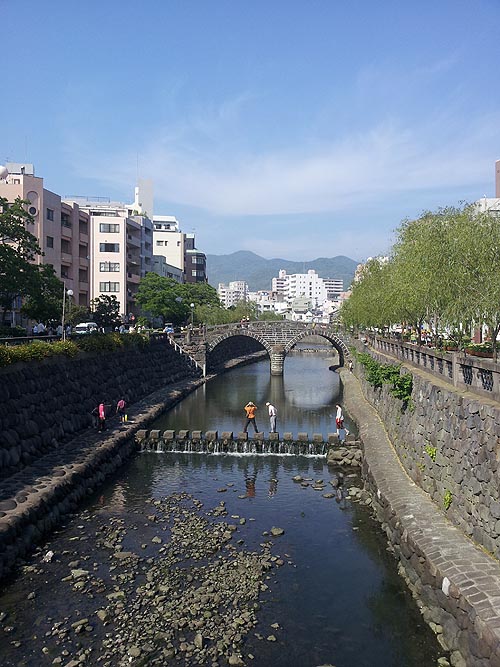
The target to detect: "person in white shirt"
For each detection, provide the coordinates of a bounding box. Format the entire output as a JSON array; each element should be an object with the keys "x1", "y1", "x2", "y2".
[{"x1": 266, "y1": 402, "x2": 277, "y2": 433}]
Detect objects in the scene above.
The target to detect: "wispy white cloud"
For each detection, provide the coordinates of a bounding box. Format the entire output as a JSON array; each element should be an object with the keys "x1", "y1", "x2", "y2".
[{"x1": 66, "y1": 108, "x2": 499, "y2": 219}]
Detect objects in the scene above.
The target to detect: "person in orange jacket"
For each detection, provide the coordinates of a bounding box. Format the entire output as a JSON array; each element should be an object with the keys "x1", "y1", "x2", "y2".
[{"x1": 243, "y1": 401, "x2": 259, "y2": 433}]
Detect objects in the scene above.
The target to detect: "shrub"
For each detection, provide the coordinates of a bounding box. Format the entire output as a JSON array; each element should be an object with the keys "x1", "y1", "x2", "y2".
[
  {"x1": 465, "y1": 342, "x2": 493, "y2": 353},
  {"x1": 0, "y1": 326, "x2": 27, "y2": 338},
  {"x1": 424, "y1": 443, "x2": 437, "y2": 461},
  {"x1": 0, "y1": 332, "x2": 150, "y2": 367},
  {"x1": 0, "y1": 346, "x2": 12, "y2": 367},
  {"x1": 351, "y1": 347, "x2": 413, "y2": 409},
  {"x1": 443, "y1": 490, "x2": 452, "y2": 510}
]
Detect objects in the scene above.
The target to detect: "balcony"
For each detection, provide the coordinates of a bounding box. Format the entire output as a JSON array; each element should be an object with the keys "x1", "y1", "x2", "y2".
[
  {"x1": 61, "y1": 252, "x2": 72, "y2": 264},
  {"x1": 79, "y1": 232, "x2": 89, "y2": 243},
  {"x1": 127, "y1": 272, "x2": 140, "y2": 284},
  {"x1": 126, "y1": 234, "x2": 141, "y2": 248},
  {"x1": 61, "y1": 225, "x2": 73, "y2": 239}
]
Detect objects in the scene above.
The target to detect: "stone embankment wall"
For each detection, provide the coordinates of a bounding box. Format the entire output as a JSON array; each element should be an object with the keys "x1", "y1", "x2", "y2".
[
  {"x1": 344, "y1": 353, "x2": 500, "y2": 667},
  {"x1": 355, "y1": 351, "x2": 500, "y2": 560},
  {"x1": 0, "y1": 339, "x2": 200, "y2": 478},
  {"x1": 0, "y1": 374, "x2": 205, "y2": 581}
]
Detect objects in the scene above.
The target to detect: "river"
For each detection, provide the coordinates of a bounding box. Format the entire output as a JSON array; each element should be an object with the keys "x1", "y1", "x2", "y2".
[{"x1": 0, "y1": 347, "x2": 447, "y2": 667}]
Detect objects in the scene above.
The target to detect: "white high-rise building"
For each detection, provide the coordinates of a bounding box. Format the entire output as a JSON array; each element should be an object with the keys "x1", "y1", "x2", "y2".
[
  {"x1": 218, "y1": 281, "x2": 248, "y2": 308},
  {"x1": 272, "y1": 269, "x2": 343, "y2": 306}
]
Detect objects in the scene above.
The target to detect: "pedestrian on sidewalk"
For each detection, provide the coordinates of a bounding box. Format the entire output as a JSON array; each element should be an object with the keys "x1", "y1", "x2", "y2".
[
  {"x1": 116, "y1": 397, "x2": 127, "y2": 423},
  {"x1": 94, "y1": 401, "x2": 111, "y2": 432}
]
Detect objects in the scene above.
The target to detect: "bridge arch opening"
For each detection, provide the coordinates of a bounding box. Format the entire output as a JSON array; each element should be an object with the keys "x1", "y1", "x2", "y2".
[{"x1": 207, "y1": 334, "x2": 269, "y2": 372}]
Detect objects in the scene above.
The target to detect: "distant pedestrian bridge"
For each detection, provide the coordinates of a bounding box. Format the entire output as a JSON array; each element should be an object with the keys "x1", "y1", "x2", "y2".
[{"x1": 179, "y1": 321, "x2": 350, "y2": 376}]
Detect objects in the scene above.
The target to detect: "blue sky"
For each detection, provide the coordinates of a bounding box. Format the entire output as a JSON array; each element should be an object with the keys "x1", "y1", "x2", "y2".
[{"x1": 2, "y1": 0, "x2": 500, "y2": 261}]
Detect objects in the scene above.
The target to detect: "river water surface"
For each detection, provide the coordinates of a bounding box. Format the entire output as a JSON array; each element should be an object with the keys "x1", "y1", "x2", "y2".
[{"x1": 0, "y1": 348, "x2": 446, "y2": 667}]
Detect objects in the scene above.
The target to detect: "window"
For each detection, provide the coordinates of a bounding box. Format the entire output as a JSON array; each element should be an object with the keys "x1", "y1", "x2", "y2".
[
  {"x1": 46, "y1": 236, "x2": 54, "y2": 248},
  {"x1": 100, "y1": 243, "x2": 120, "y2": 252},
  {"x1": 99, "y1": 282, "x2": 120, "y2": 292},
  {"x1": 99, "y1": 223, "x2": 120, "y2": 233},
  {"x1": 100, "y1": 262, "x2": 120, "y2": 272},
  {"x1": 46, "y1": 208, "x2": 54, "y2": 221},
  {"x1": 13, "y1": 179, "x2": 20, "y2": 185},
  {"x1": 61, "y1": 213, "x2": 71, "y2": 227},
  {"x1": 61, "y1": 240, "x2": 71, "y2": 254}
]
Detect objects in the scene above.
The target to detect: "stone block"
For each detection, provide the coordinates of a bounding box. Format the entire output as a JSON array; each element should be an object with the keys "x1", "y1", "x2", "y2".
[
  {"x1": 328, "y1": 433, "x2": 339, "y2": 443},
  {"x1": 135, "y1": 430, "x2": 148, "y2": 441},
  {"x1": 162, "y1": 430, "x2": 175, "y2": 441},
  {"x1": 205, "y1": 431, "x2": 218, "y2": 441},
  {"x1": 149, "y1": 430, "x2": 161, "y2": 440},
  {"x1": 221, "y1": 431, "x2": 233, "y2": 440},
  {"x1": 253, "y1": 432, "x2": 264, "y2": 440},
  {"x1": 312, "y1": 433, "x2": 323, "y2": 443},
  {"x1": 177, "y1": 430, "x2": 189, "y2": 440},
  {"x1": 283, "y1": 432, "x2": 293, "y2": 441},
  {"x1": 268, "y1": 432, "x2": 279, "y2": 441},
  {"x1": 297, "y1": 432, "x2": 308, "y2": 442},
  {"x1": 237, "y1": 432, "x2": 248, "y2": 440},
  {"x1": 191, "y1": 431, "x2": 202, "y2": 440}
]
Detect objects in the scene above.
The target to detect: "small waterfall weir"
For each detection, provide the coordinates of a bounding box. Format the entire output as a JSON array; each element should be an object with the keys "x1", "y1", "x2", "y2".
[{"x1": 136, "y1": 429, "x2": 362, "y2": 461}]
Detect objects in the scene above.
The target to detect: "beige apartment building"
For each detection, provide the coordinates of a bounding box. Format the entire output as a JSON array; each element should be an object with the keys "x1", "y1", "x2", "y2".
[
  {"x1": 0, "y1": 163, "x2": 91, "y2": 309},
  {"x1": 70, "y1": 198, "x2": 154, "y2": 322},
  {"x1": 153, "y1": 215, "x2": 185, "y2": 270}
]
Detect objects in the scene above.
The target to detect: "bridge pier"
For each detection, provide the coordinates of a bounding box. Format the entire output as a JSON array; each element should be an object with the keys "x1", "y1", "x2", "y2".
[{"x1": 270, "y1": 346, "x2": 285, "y2": 375}]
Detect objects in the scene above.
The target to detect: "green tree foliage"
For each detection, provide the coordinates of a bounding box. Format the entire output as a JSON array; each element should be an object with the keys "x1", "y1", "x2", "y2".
[
  {"x1": 341, "y1": 203, "x2": 500, "y2": 357},
  {"x1": 258, "y1": 311, "x2": 285, "y2": 321},
  {"x1": 135, "y1": 274, "x2": 190, "y2": 325},
  {"x1": 91, "y1": 295, "x2": 121, "y2": 329},
  {"x1": 21, "y1": 264, "x2": 64, "y2": 323},
  {"x1": 67, "y1": 304, "x2": 92, "y2": 327},
  {"x1": 0, "y1": 197, "x2": 42, "y2": 322}
]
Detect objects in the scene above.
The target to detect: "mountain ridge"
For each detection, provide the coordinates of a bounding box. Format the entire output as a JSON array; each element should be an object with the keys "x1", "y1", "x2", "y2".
[{"x1": 206, "y1": 251, "x2": 358, "y2": 292}]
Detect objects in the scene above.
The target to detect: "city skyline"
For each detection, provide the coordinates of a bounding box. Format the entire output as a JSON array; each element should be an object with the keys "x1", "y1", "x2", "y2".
[{"x1": 2, "y1": 1, "x2": 500, "y2": 261}]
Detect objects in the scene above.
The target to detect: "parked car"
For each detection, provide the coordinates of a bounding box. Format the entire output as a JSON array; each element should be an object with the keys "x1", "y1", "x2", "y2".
[{"x1": 74, "y1": 322, "x2": 98, "y2": 335}]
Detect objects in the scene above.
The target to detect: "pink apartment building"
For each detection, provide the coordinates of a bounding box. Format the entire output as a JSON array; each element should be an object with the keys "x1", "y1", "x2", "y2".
[{"x1": 0, "y1": 163, "x2": 90, "y2": 314}]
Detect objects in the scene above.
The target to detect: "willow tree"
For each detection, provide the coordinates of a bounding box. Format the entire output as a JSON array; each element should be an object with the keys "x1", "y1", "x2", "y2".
[
  {"x1": 341, "y1": 258, "x2": 396, "y2": 331},
  {"x1": 445, "y1": 206, "x2": 500, "y2": 358},
  {"x1": 391, "y1": 208, "x2": 459, "y2": 344}
]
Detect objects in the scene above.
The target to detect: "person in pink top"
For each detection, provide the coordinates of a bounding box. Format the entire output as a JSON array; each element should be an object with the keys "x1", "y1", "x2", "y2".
[{"x1": 116, "y1": 398, "x2": 127, "y2": 423}]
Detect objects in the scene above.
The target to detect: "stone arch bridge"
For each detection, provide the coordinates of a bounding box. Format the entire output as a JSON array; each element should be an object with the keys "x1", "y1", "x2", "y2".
[{"x1": 177, "y1": 322, "x2": 350, "y2": 376}]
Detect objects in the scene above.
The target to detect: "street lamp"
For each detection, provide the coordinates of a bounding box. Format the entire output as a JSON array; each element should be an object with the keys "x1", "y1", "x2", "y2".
[
  {"x1": 190, "y1": 302, "x2": 195, "y2": 328},
  {"x1": 62, "y1": 286, "x2": 73, "y2": 341}
]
